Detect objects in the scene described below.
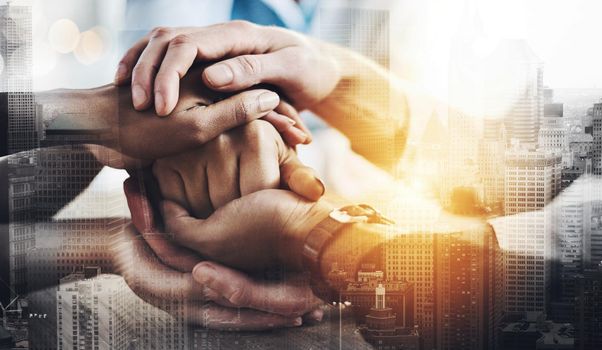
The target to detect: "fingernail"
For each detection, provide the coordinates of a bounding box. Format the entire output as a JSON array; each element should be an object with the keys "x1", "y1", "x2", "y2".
[
  {"x1": 310, "y1": 309, "x2": 324, "y2": 322},
  {"x1": 316, "y1": 177, "x2": 326, "y2": 196},
  {"x1": 193, "y1": 263, "x2": 217, "y2": 285},
  {"x1": 258, "y1": 92, "x2": 280, "y2": 112},
  {"x1": 293, "y1": 317, "x2": 303, "y2": 326},
  {"x1": 205, "y1": 64, "x2": 234, "y2": 87},
  {"x1": 155, "y1": 92, "x2": 166, "y2": 116},
  {"x1": 284, "y1": 116, "x2": 296, "y2": 125},
  {"x1": 289, "y1": 127, "x2": 309, "y2": 144},
  {"x1": 132, "y1": 85, "x2": 147, "y2": 108},
  {"x1": 115, "y1": 63, "x2": 128, "y2": 82}
]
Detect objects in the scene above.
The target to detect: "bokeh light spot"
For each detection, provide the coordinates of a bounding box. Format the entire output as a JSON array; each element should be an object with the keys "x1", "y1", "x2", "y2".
[
  {"x1": 74, "y1": 29, "x2": 105, "y2": 65},
  {"x1": 48, "y1": 18, "x2": 80, "y2": 54}
]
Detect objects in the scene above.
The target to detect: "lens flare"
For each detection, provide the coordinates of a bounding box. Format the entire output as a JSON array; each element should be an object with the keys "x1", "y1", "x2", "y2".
[
  {"x1": 74, "y1": 29, "x2": 105, "y2": 65},
  {"x1": 48, "y1": 18, "x2": 80, "y2": 54}
]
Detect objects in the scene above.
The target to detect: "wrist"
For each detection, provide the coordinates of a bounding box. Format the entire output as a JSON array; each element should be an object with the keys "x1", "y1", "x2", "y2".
[
  {"x1": 279, "y1": 198, "x2": 333, "y2": 270},
  {"x1": 39, "y1": 85, "x2": 116, "y2": 134}
]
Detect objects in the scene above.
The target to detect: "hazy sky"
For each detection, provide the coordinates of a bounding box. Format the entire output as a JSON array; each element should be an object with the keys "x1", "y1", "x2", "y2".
[{"x1": 481, "y1": 0, "x2": 602, "y2": 88}]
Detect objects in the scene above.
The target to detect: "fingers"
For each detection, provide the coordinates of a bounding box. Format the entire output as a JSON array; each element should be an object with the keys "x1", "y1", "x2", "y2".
[
  {"x1": 193, "y1": 262, "x2": 322, "y2": 317},
  {"x1": 188, "y1": 302, "x2": 302, "y2": 331},
  {"x1": 238, "y1": 123, "x2": 281, "y2": 196},
  {"x1": 112, "y1": 224, "x2": 206, "y2": 301},
  {"x1": 202, "y1": 49, "x2": 299, "y2": 92},
  {"x1": 113, "y1": 225, "x2": 301, "y2": 331},
  {"x1": 123, "y1": 177, "x2": 201, "y2": 272},
  {"x1": 206, "y1": 147, "x2": 240, "y2": 209},
  {"x1": 188, "y1": 89, "x2": 280, "y2": 143},
  {"x1": 153, "y1": 34, "x2": 200, "y2": 116},
  {"x1": 275, "y1": 101, "x2": 312, "y2": 144},
  {"x1": 262, "y1": 111, "x2": 308, "y2": 146},
  {"x1": 162, "y1": 199, "x2": 210, "y2": 250},
  {"x1": 279, "y1": 152, "x2": 325, "y2": 201}
]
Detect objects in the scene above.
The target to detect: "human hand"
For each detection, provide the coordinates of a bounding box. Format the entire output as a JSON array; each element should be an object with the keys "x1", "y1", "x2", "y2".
[
  {"x1": 111, "y1": 223, "x2": 323, "y2": 330},
  {"x1": 122, "y1": 176, "x2": 325, "y2": 322},
  {"x1": 152, "y1": 119, "x2": 324, "y2": 220},
  {"x1": 90, "y1": 66, "x2": 309, "y2": 169},
  {"x1": 114, "y1": 21, "x2": 340, "y2": 116}
]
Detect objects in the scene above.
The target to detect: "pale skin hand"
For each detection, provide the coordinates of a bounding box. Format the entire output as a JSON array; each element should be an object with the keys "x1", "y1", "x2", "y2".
[{"x1": 115, "y1": 21, "x2": 409, "y2": 169}]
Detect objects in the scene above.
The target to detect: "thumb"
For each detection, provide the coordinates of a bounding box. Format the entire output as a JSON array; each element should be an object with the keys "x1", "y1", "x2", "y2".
[{"x1": 280, "y1": 151, "x2": 325, "y2": 202}]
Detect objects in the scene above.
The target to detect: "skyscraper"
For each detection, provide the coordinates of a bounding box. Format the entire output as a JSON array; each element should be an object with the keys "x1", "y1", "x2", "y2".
[
  {"x1": 479, "y1": 119, "x2": 506, "y2": 210},
  {"x1": 1, "y1": 0, "x2": 38, "y2": 305},
  {"x1": 385, "y1": 233, "x2": 435, "y2": 349},
  {"x1": 0, "y1": 1, "x2": 39, "y2": 153},
  {"x1": 575, "y1": 267, "x2": 602, "y2": 350},
  {"x1": 56, "y1": 268, "x2": 130, "y2": 350},
  {"x1": 538, "y1": 116, "x2": 567, "y2": 152},
  {"x1": 385, "y1": 224, "x2": 502, "y2": 350},
  {"x1": 592, "y1": 103, "x2": 602, "y2": 174},
  {"x1": 481, "y1": 39, "x2": 544, "y2": 148},
  {"x1": 433, "y1": 225, "x2": 503, "y2": 350},
  {"x1": 501, "y1": 147, "x2": 562, "y2": 314}
]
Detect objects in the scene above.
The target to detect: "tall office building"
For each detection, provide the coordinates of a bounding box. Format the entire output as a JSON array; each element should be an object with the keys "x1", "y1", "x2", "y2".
[
  {"x1": 56, "y1": 269, "x2": 130, "y2": 350},
  {"x1": 584, "y1": 201, "x2": 602, "y2": 267},
  {"x1": 501, "y1": 148, "x2": 562, "y2": 314},
  {"x1": 575, "y1": 267, "x2": 602, "y2": 350},
  {"x1": 433, "y1": 225, "x2": 503, "y2": 350},
  {"x1": 385, "y1": 225, "x2": 502, "y2": 350},
  {"x1": 1, "y1": 1, "x2": 38, "y2": 305},
  {"x1": 0, "y1": 93, "x2": 7, "y2": 307},
  {"x1": 479, "y1": 118, "x2": 506, "y2": 210},
  {"x1": 592, "y1": 103, "x2": 602, "y2": 174},
  {"x1": 385, "y1": 233, "x2": 435, "y2": 349},
  {"x1": 550, "y1": 177, "x2": 591, "y2": 322},
  {"x1": 481, "y1": 39, "x2": 544, "y2": 148},
  {"x1": 0, "y1": 1, "x2": 39, "y2": 153},
  {"x1": 538, "y1": 117, "x2": 567, "y2": 152}
]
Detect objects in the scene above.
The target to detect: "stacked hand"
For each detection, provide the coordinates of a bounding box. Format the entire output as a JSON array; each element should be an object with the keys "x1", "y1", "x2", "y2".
[
  {"x1": 118, "y1": 120, "x2": 332, "y2": 329},
  {"x1": 111, "y1": 21, "x2": 345, "y2": 330}
]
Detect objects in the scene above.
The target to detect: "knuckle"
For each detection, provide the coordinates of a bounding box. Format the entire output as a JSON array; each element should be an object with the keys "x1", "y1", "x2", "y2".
[
  {"x1": 190, "y1": 117, "x2": 212, "y2": 144},
  {"x1": 150, "y1": 26, "x2": 173, "y2": 39},
  {"x1": 207, "y1": 132, "x2": 230, "y2": 152},
  {"x1": 228, "y1": 20, "x2": 253, "y2": 32},
  {"x1": 234, "y1": 98, "x2": 252, "y2": 124},
  {"x1": 132, "y1": 62, "x2": 158, "y2": 77},
  {"x1": 118, "y1": 55, "x2": 132, "y2": 66},
  {"x1": 242, "y1": 120, "x2": 271, "y2": 145},
  {"x1": 228, "y1": 284, "x2": 251, "y2": 306},
  {"x1": 169, "y1": 33, "x2": 193, "y2": 48},
  {"x1": 236, "y1": 55, "x2": 262, "y2": 76}
]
